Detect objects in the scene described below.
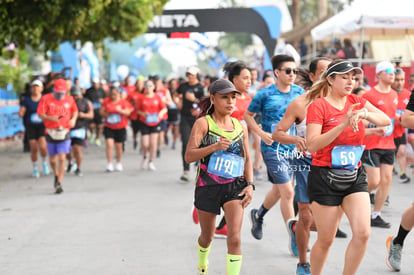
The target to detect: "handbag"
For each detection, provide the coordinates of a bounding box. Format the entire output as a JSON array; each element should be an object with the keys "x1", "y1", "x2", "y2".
[{"x1": 326, "y1": 168, "x2": 357, "y2": 191}]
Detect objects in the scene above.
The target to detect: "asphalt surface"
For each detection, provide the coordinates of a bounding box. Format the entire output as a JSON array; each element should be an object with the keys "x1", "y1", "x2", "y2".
[{"x1": 0, "y1": 134, "x2": 414, "y2": 275}]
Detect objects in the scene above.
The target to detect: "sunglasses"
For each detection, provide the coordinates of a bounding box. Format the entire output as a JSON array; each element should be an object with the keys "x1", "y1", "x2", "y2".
[
  {"x1": 279, "y1": 68, "x2": 298, "y2": 75},
  {"x1": 384, "y1": 68, "x2": 395, "y2": 74}
]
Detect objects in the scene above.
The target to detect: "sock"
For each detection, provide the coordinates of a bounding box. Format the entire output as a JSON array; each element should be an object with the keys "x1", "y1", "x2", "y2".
[
  {"x1": 257, "y1": 205, "x2": 269, "y2": 219},
  {"x1": 33, "y1": 161, "x2": 38, "y2": 170},
  {"x1": 394, "y1": 225, "x2": 410, "y2": 246},
  {"x1": 198, "y1": 243, "x2": 211, "y2": 271},
  {"x1": 42, "y1": 157, "x2": 47, "y2": 164},
  {"x1": 372, "y1": 211, "x2": 381, "y2": 219},
  {"x1": 217, "y1": 216, "x2": 226, "y2": 230},
  {"x1": 226, "y1": 254, "x2": 242, "y2": 275}
]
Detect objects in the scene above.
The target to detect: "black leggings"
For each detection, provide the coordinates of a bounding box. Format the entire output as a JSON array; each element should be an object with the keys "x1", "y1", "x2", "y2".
[{"x1": 180, "y1": 116, "x2": 195, "y2": 171}]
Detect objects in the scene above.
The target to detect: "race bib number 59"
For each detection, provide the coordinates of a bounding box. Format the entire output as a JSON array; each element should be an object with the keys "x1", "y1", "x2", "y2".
[{"x1": 331, "y1": 145, "x2": 365, "y2": 170}]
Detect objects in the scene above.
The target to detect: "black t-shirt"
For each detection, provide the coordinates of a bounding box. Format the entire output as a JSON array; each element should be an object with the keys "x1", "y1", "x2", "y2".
[
  {"x1": 406, "y1": 90, "x2": 414, "y2": 112},
  {"x1": 74, "y1": 98, "x2": 91, "y2": 129},
  {"x1": 177, "y1": 82, "x2": 205, "y2": 118},
  {"x1": 84, "y1": 87, "x2": 105, "y2": 103}
]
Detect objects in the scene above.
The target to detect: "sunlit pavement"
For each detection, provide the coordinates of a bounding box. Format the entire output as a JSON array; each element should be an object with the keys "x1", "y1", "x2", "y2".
[{"x1": 0, "y1": 135, "x2": 414, "y2": 275}]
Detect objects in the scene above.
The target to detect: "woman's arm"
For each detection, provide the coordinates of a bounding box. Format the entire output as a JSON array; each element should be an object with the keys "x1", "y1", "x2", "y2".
[{"x1": 184, "y1": 117, "x2": 231, "y2": 163}]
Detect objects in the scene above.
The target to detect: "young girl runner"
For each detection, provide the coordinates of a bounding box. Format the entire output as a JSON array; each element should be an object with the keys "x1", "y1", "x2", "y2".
[{"x1": 185, "y1": 79, "x2": 254, "y2": 275}]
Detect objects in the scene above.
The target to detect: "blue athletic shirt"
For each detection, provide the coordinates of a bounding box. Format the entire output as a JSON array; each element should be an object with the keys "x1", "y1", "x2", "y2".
[
  {"x1": 21, "y1": 96, "x2": 43, "y2": 126},
  {"x1": 248, "y1": 83, "x2": 304, "y2": 155}
]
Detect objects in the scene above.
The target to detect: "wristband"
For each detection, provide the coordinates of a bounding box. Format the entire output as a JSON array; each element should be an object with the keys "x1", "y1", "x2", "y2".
[
  {"x1": 361, "y1": 108, "x2": 368, "y2": 119},
  {"x1": 247, "y1": 182, "x2": 255, "y2": 191}
]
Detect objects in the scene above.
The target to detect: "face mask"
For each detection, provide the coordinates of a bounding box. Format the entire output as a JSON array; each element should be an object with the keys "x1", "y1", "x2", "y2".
[{"x1": 53, "y1": 91, "x2": 65, "y2": 100}]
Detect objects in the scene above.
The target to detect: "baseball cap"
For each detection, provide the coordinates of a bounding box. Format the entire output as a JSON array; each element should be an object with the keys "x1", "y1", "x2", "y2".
[
  {"x1": 54, "y1": 79, "x2": 68, "y2": 92},
  {"x1": 71, "y1": 86, "x2": 82, "y2": 96},
  {"x1": 325, "y1": 61, "x2": 363, "y2": 78},
  {"x1": 31, "y1": 79, "x2": 43, "y2": 87},
  {"x1": 376, "y1": 61, "x2": 394, "y2": 74},
  {"x1": 186, "y1": 66, "x2": 200, "y2": 75},
  {"x1": 209, "y1": 79, "x2": 241, "y2": 95},
  {"x1": 92, "y1": 77, "x2": 100, "y2": 83}
]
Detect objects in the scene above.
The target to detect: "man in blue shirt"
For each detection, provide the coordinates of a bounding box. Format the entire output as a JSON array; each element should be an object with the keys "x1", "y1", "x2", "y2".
[{"x1": 244, "y1": 54, "x2": 304, "y2": 256}]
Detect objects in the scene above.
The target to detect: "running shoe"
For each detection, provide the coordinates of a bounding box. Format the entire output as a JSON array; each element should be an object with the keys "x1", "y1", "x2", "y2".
[
  {"x1": 54, "y1": 176, "x2": 63, "y2": 194},
  {"x1": 115, "y1": 162, "x2": 123, "y2": 172},
  {"x1": 250, "y1": 209, "x2": 263, "y2": 240},
  {"x1": 253, "y1": 169, "x2": 263, "y2": 181},
  {"x1": 141, "y1": 158, "x2": 148, "y2": 170},
  {"x1": 198, "y1": 265, "x2": 208, "y2": 275},
  {"x1": 335, "y1": 227, "x2": 348, "y2": 238},
  {"x1": 156, "y1": 149, "x2": 160, "y2": 158},
  {"x1": 106, "y1": 163, "x2": 114, "y2": 172},
  {"x1": 66, "y1": 162, "x2": 72, "y2": 173},
  {"x1": 172, "y1": 142, "x2": 176, "y2": 150},
  {"x1": 192, "y1": 207, "x2": 199, "y2": 224},
  {"x1": 74, "y1": 168, "x2": 83, "y2": 177},
  {"x1": 296, "y1": 262, "x2": 311, "y2": 275},
  {"x1": 371, "y1": 216, "x2": 391, "y2": 228},
  {"x1": 133, "y1": 140, "x2": 138, "y2": 150},
  {"x1": 42, "y1": 163, "x2": 50, "y2": 175},
  {"x1": 71, "y1": 162, "x2": 78, "y2": 173},
  {"x1": 287, "y1": 218, "x2": 299, "y2": 257},
  {"x1": 399, "y1": 173, "x2": 410, "y2": 183},
  {"x1": 148, "y1": 162, "x2": 156, "y2": 171},
  {"x1": 32, "y1": 169, "x2": 40, "y2": 178},
  {"x1": 386, "y1": 236, "x2": 402, "y2": 271},
  {"x1": 95, "y1": 139, "x2": 101, "y2": 146},
  {"x1": 180, "y1": 170, "x2": 190, "y2": 182},
  {"x1": 214, "y1": 224, "x2": 227, "y2": 239}
]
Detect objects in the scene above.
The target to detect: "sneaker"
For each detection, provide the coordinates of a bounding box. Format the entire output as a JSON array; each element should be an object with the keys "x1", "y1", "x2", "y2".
[
  {"x1": 192, "y1": 207, "x2": 199, "y2": 224},
  {"x1": 148, "y1": 162, "x2": 156, "y2": 171},
  {"x1": 371, "y1": 215, "x2": 391, "y2": 228},
  {"x1": 172, "y1": 142, "x2": 176, "y2": 150},
  {"x1": 385, "y1": 195, "x2": 390, "y2": 206},
  {"x1": 392, "y1": 167, "x2": 398, "y2": 175},
  {"x1": 335, "y1": 227, "x2": 347, "y2": 238},
  {"x1": 71, "y1": 162, "x2": 78, "y2": 172},
  {"x1": 198, "y1": 265, "x2": 208, "y2": 275},
  {"x1": 74, "y1": 168, "x2": 83, "y2": 177},
  {"x1": 386, "y1": 236, "x2": 402, "y2": 271},
  {"x1": 250, "y1": 209, "x2": 263, "y2": 240},
  {"x1": 133, "y1": 140, "x2": 138, "y2": 150},
  {"x1": 106, "y1": 163, "x2": 114, "y2": 172},
  {"x1": 296, "y1": 262, "x2": 311, "y2": 275},
  {"x1": 42, "y1": 163, "x2": 50, "y2": 175},
  {"x1": 66, "y1": 162, "x2": 72, "y2": 173},
  {"x1": 95, "y1": 139, "x2": 101, "y2": 146},
  {"x1": 180, "y1": 171, "x2": 190, "y2": 182},
  {"x1": 214, "y1": 224, "x2": 228, "y2": 239},
  {"x1": 156, "y1": 149, "x2": 160, "y2": 158},
  {"x1": 287, "y1": 218, "x2": 299, "y2": 257},
  {"x1": 141, "y1": 158, "x2": 148, "y2": 170},
  {"x1": 399, "y1": 173, "x2": 410, "y2": 183},
  {"x1": 253, "y1": 169, "x2": 263, "y2": 181},
  {"x1": 54, "y1": 177, "x2": 63, "y2": 194},
  {"x1": 115, "y1": 162, "x2": 123, "y2": 172},
  {"x1": 32, "y1": 169, "x2": 40, "y2": 178}
]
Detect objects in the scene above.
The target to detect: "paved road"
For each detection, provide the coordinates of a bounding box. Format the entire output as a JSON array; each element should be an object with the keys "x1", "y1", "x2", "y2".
[{"x1": 1, "y1": 136, "x2": 414, "y2": 275}]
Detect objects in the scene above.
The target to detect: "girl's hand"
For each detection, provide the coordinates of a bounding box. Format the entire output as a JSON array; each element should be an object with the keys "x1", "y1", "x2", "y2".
[
  {"x1": 239, "y1": 185, "x2": 254, "y2": 208},
  {"x1": 215, "y1": 138, "x2": 232, "y2": 151}
]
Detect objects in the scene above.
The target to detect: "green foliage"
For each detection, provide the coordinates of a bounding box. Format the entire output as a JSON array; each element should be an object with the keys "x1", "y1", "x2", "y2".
[
  {"x1": 0, "y1": 49, "x2": 32, "y2": 93},
  {"x1": 0, "y1": 0, "x2": 168, "y2": 52},
  {"x1": 218, "y1": 33, "x2": 253, "y2": 60}
]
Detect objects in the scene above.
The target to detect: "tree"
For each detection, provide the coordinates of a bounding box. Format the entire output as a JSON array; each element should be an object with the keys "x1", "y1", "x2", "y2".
[{"x1": 0, "y1": 0, "x2": 168, "y2": 52}]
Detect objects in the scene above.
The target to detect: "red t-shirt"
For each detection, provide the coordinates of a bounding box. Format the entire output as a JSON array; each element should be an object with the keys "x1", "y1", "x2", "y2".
[
  {"x1": 102, "y1": 97, "x2": 133, "y2": 129},
  {"x1": 37, "y1": 93, "x2": 78, "y2": 130},
  {"x1": 307, "y1": 94, "x2": 366, "y2": 167},
  {"x1": 137, "y1": 93, "x2": 166, "y2": 126},
  {"x1": 362, "y1": 87, "x2": 398, "y2": 149},
  {"x1": 127, "y1": 92, "x2": 142, "y2": 121},
  {"x1": 231, "y1": 94, "x2": 252, "y2": 122},
  {"x1": 394, "y1": 88, "x2": 411, "y2": 138}
]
